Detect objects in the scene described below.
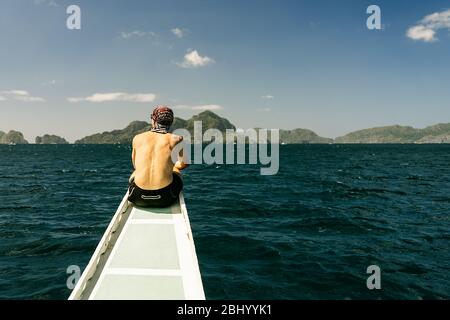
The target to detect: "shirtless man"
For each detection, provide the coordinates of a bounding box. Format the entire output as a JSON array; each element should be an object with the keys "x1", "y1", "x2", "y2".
[{"x1": 128, "y1": 106, "x2": 188, "y2": 207}]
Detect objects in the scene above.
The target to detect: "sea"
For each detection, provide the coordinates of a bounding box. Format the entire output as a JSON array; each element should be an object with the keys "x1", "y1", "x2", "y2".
[{"x1": 0, "y1": 144, "x2": 449, "y2": 299}]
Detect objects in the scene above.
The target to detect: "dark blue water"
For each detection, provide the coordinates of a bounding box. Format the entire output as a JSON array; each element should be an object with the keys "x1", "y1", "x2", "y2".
[{"x1": 0, "y1": 144, "x2": 449, "y2": 299}]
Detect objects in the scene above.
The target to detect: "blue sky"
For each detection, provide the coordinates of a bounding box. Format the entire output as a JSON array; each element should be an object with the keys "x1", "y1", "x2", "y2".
[{"x1": 0, "y1": 0, "x2": 450, "y2": 142}]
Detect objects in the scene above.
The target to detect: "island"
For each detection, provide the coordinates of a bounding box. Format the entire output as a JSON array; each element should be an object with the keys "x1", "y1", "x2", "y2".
[
  {"x1": 0, "y1": 130, "x2": 29, "y2": 144},
  {"x1": 74, "y1": 111, "x2": 332, "y2": 144},
  {"x1": 72, "y1": 111, "x2": 450, "y2": 144},
  {"x1": 280, "y1": 129, "x2": 333, "y2": 144},
  {"x1": 75, "y1": 111, "x2": 236, "y2": 144},
  {"x1": 335, "y1": 123, "x2": 450, "y2": 144},
  {"x1": 35, "y1": 134, "x2": 69, "y2": 144}
]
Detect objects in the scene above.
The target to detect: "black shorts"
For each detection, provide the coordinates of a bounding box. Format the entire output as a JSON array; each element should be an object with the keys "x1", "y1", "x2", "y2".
[{"x1": 128, "y1": 173, "x2": 183, "y2": 208}]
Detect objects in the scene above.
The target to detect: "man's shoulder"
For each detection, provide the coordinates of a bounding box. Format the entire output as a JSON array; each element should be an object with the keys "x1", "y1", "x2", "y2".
[
  {"x1": 133, "y1": 132, "x2": 182, "y2": 147},
  {"x1": 168, "y1": 133, "x2": 183, "y2": 144},
  {"x1": 132, "y1": 132, "x2": 148, "y2": 144},
  {"x1": 167, "y1": 132, "x2": 182, "y2": 138}
]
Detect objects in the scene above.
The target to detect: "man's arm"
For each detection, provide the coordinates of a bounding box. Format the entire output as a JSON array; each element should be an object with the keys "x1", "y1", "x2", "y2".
[
  {"x1": 172, "y1": 135, "x2": 189, "y2": 171},
  {"x1": 129, "y1": 137, "x2": 137, "y2": 183},
  {"x1": 175, "y1": 147, "x2": 189, "y2": 170},
  {"x1": 132, "y1": 136, "x2": 137, "y2": 169}
]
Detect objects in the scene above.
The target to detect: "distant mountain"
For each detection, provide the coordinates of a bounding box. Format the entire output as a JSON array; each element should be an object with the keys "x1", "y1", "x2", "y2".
[
  {"x1": 74, "y1": 110, "x2": 334, "y2": 144},
  {"x1": 185, "y1": 110, "x2": 236, "y2": 134},
  {"x1": 35, "y1": 134, "x2": 69, "y2": 144},
  {"x1": 280, "y1": 129, "x2": 333, "y2": 144},
  {"x1": 74, "y1": 111, "x2": 235, "y2": 144},
  {"x1": 0, "y1": 130, "x2": 28, "y2": 144},
  {"x1": 335, "y1": 123, "x2": 450, "y2": 143},
  {"x1": 186, "y1": 111, "x2": 236, "y2": 143},
  {"x1": 75, "y1": 121, "x2": 149, "y2": 144},
  {"x1": 75, "y1": 117, "x2": 190, "y2": 144},
  {"x1": 417, "y1": 123, "x2": 450, "y2": 143},
  {"x1": 73, "y1": 111, "x2": 450, "y2": 144}
]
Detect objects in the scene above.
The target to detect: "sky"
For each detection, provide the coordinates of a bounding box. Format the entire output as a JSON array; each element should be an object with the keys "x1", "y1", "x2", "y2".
[{"x1": 0, "y1": 0, "x2": 449, "y2": 142}]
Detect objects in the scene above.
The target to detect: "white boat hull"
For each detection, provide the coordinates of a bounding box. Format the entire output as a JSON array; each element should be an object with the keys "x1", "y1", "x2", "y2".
[{"x1": 68, "y1": 192, "x2": 205, "y2": 300}]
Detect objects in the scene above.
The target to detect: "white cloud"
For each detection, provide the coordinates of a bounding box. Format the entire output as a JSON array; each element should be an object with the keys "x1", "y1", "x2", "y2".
[
  {"x1": 17, "y1": 96, "x2": 46, "y2": 102},
  {"x1": 6, "y1": 90, "x2": 28, "y2": 96},
  {"x1": 170, "y1": 28, "x2": 184, "y2": 39},
  {"x1": 173, "y1": 104, "x2": 223, "y2": 111},
  {"x1": 171, "y1": 28, "x2": 185, "y2": 38},
  {"x1": 261, "y1": 95, "x2": 274, "y2": 100},
  {"x1": 257, "y1": 107, "x2": 271, "y2": 112},
  {"x1": 34, "y1": 0, "x2": 58, "y2": 7},
  {"x1": 178, "y1": 50, "x2": 215, "y2": 68},
  {"x1": 120, "y1": 30, "x2": 157, "y2": 39},
  {"x1": 0, "y1": 90, "x2": 45, "y2": 102},
  {"x1": 41, "y1": 80, "x2": 57, "y2": 86},
  {"x1": 407, "y1": 25, "x2": 436, "y2": 42},
  {"x1": 407, "y1": 9, "x2": 450, "y2": 42},
  {"x1": 67, "y1": 92, "x2": 156, "y2": 103}
]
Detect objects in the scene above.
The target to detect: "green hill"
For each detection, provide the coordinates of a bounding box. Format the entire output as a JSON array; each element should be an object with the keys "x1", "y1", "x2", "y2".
[
  {"x1": 417, "y1": 123, "x2": 450, "y2": 143},
  {"x1": 74, "y1": 111, "x2": 235, "y2": 144},
  {"x1": 74, "y1": 110, "x2": 334, "y2": 144},
  {"x1": 35, "y1": 134, "x2": 69, "y2": 144},
  {"x1": 75, "y1": 121, "x2": 149, "y2": 144},
  {"x1": 335, "y1": 124, "x2": 450, "y2": 143},
  {"x1": 185, "y1": 110, "x2": 236, "y2": 134},
  {"x1": 280, "y1": 129, "x2": 333, "y2": 144},
  {"x1": 72, "y1": 110, "x2": 450, "y2": 145}
]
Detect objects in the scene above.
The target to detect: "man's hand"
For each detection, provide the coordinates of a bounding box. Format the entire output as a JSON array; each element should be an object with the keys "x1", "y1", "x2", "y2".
[{"x1": 174, "y1": 160, "x2": 189, "y2": 171}]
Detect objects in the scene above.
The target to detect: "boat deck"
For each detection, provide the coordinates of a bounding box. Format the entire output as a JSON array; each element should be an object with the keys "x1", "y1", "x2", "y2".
[{"x1": 69, "y1": 193, "x2": 205, "y2": 300}]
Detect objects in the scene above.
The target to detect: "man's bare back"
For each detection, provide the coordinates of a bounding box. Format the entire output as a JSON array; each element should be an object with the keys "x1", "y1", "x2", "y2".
[
  {"x1": 131, "y1": 131, "x2": 183, "y2": 190},
  {"x1": 128, "y1": 105, "x2": 188, "y2": 208}
]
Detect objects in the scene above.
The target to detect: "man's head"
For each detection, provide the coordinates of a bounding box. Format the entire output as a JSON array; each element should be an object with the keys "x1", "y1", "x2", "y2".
[{"x1": 151, "y1": 105, "x2": 174, "y2": 133}]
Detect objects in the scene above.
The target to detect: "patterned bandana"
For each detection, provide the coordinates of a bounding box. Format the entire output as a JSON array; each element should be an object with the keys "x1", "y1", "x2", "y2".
[{"x1": 150, "y1": 106, "x2": 174, "y2": 134}]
